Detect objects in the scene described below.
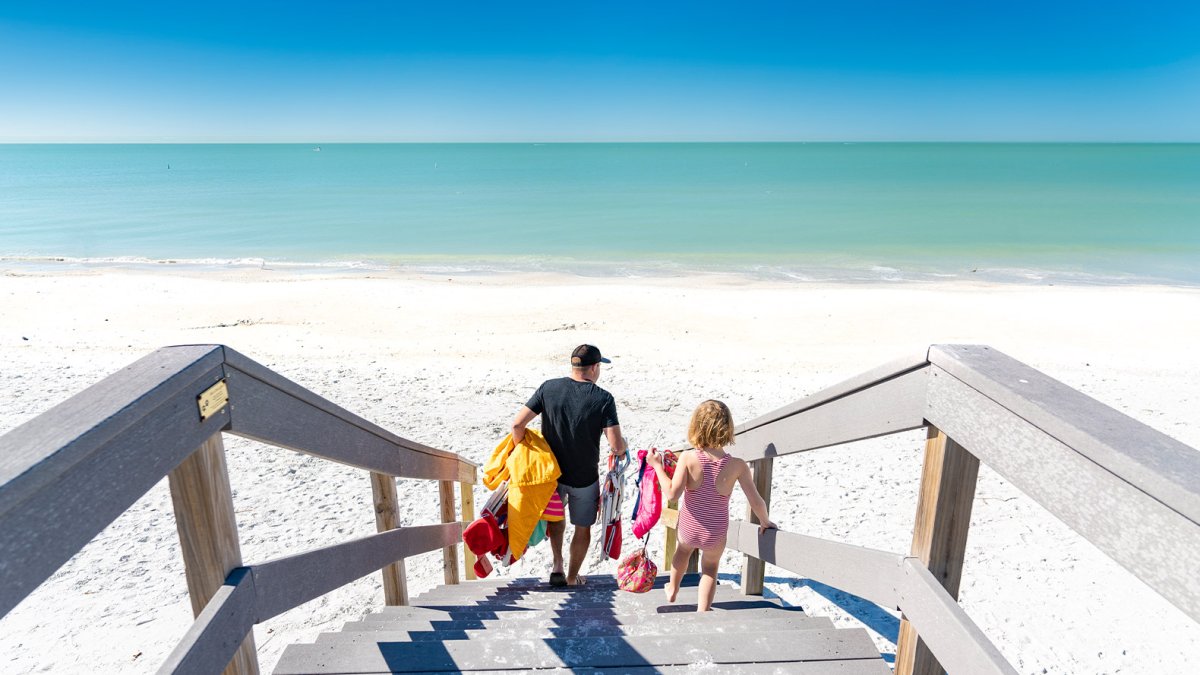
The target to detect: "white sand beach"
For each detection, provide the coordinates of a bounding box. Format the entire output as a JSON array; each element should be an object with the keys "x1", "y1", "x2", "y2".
[{"x1": 2, "y1": 265, "x2": 1199, "y2": 674}]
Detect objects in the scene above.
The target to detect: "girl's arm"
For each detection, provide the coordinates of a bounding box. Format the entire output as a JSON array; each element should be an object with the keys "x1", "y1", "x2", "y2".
[
  {"x1": 647, "y1": 451, "x2": 688, "y2": 502},
  {"x1": 736, "y1": 460, "x2": 777, "y2": 534}
]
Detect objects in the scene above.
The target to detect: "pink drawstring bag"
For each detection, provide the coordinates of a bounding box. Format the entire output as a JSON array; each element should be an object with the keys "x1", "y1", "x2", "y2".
[{"x1": 616, "y1": 542, "x2": 657, "y2": 593}]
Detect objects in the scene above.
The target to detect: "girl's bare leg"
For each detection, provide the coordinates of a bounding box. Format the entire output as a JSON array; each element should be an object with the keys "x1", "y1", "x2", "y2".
[
  {"x1": 697, "y1": 546, "x2": 724, "y2": 612},
  {"x1": 666, "y1": 542, "x2": 693, "y2": 603}
]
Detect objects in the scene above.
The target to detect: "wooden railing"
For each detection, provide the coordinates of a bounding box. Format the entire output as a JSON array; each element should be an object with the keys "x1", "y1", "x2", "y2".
[
  {"x1": 0, "y1": 345, "x2": 478, "y2": 675},
  {"x1": 662, "y1": 344, "x2": 1200, "y2": 675},
  {"x1": 6, "y1": 343, "x2": 1197, "y2": 674}
]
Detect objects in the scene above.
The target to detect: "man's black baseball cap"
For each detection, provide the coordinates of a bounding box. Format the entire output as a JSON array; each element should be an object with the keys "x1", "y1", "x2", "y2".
[{"x1": 571, "y1": 344, "x2": 611, "y2": 367}]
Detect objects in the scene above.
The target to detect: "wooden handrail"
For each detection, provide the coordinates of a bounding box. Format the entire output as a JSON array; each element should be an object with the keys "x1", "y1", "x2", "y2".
[
  {"x1": 726, "y1": 520, "x2": 1016, "y2": 675},
  {"x1": 0, "y1": 345, "x2": 228, "y2": 619},
  {"x1": 928, "y1": 344, "x2": 1200, "y2": 525},
  {"x1": 161, "y1": 522, "x2": 460, "y2": 674},
  {"x1": 0, "y1": 345, "x2": 478, "y2": 674},
  {"x1": 6, "y1": 343, "x2": 1198, "y2": 674},
  {"x1": 677, "y1": 345, "x2": 1198, "y2": 673},
  {"x1": 924, "y1": 346, "x2": 1200, "y2": 624},
  {"x1": 735, "y1": 351, "x2": 932, "y2": 435},
  {"x1": 223, "y1": 348, "x2": 475, "y2": 484}
]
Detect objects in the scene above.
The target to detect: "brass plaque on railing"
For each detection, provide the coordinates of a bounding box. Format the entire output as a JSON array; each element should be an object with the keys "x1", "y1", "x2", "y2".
[{"x1": 197, "y1": 379, "x2": 229, "y2": 421}]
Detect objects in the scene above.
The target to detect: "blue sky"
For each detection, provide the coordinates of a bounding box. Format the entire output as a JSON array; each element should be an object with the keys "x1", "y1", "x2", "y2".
[{"x1": 1, "y1": 1, "x2": 1198, "y2": 142}]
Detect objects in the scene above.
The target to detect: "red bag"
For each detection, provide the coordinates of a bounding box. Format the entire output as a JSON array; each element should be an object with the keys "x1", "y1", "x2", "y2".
[{"x1": 616, "y1": 545, "x2": 657, "y2": 593}]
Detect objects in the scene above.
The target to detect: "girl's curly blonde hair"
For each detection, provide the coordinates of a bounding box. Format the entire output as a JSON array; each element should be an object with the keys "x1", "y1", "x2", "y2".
[{"x1": 687, "y1": 399, "x2": 735, "y2": 449}]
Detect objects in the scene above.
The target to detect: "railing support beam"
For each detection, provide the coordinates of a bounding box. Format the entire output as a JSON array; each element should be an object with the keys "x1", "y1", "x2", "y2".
[
  {"x1": 370, "y1": 472, "x2": 409, "y2": 605},
  {"x1": 168, "y1": 432, "x2": 259, "y2": 675},
  {"x1": 896, "y1": 426, "x2": 980, "y2": 675},
  {"x1": 741, "y1": 457, "x2": 774, "y2": 595},
  {"x1": 460, "y1": 482, "x2": 477, "y2": 580},
  {"x1": 438, "y1": 480, "x2": 461, "y2": 584}
]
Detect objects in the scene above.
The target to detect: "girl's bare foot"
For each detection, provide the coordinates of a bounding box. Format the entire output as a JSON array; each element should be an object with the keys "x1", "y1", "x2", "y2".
[{"x1": 664, "y1": 582, "x2": 678, "y2": 603}]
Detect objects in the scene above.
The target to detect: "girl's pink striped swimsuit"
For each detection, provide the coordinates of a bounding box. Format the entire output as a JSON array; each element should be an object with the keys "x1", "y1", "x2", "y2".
[{"x1": 677, "y1": 450, "x2": 732, "y2": 550}]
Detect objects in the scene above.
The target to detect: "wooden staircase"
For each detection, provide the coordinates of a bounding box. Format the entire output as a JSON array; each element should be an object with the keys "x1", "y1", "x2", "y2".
[{"x1": 272, "y1": 574, "x2": 891, "y2": 673}]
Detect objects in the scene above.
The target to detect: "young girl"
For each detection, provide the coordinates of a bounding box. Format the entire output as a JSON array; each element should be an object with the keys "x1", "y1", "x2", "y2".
[{"x1": 647, "y1": 400, "x2": 776, "y2": 611}]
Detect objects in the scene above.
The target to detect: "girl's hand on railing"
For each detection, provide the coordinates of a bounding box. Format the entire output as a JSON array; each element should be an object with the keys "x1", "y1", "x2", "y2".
[{"x1": 759, "y1": 520, "x2": 778, "y2": 535}]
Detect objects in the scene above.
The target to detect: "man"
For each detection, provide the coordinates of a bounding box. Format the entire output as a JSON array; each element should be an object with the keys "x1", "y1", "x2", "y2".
[{"x1": 512, "y1": 344, "x2": 627, "y2": 587}]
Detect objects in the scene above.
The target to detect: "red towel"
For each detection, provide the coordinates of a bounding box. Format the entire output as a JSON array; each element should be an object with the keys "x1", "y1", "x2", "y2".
[{"x1": 603, "y1": 521, "x2": 622, "y2": 560}]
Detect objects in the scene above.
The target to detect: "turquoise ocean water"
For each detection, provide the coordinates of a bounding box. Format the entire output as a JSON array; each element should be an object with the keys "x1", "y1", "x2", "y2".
[{"x1": 1, "y1": 143, "x2": 1197, "y2": 284}]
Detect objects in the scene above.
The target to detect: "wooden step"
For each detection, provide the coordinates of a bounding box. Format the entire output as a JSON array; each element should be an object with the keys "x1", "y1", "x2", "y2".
[
  {"x1": 318, "y1": 615, "x2": 834, "y2": 643},
  {"x1": 401, "y1": 586, "x2": 755, "y2": 609},
  {"x1": 358, "y1": 600, "x2": 802, "y2": 623},
  {"x1": 422, "y1": 574, "x2": 704, "y2": 592},
  {"x1": 343, "y1": 605, "x2": 814, "y2": 631},
  {"x1": 272, "y1": 627, "x2": 884, "y2": 673},
  {"x1": 275, "y1": 659, "x2": 892, "y2": 675}
]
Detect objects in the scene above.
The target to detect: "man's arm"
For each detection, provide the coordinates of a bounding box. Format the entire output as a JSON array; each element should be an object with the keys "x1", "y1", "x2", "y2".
[
  {"x1": 604, "y1": 424, "x2": 627, "y2": 457},
  {"x1": 512, "y1": 406, "x2": 538, "y2": 445}
]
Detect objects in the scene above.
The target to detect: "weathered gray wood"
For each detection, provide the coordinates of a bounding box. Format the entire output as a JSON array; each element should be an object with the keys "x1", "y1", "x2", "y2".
[
  {"x1": 726, "y1": 520, "x2": 902, "y2": 608},
  {"x1": 896, "y1": 426, "x2": 979, "y2": 675},
  {"x1": 411, "y1": 584, "x2": 729, "y2": 603},
  {"x1": 343, "y1": 607, "x2": 804, "y2": 630},
  {"x1": 737, "y1": 351, "x2": 930, "y2": 435},
  {"x1": 223, "y1": 349, "x2": 476, "y2": 484},
  {"x1": 0, "y1": 345, "x2": 223, "y2": 501},
  {"x1": 895, "y1": 559, "x2": 1018, "y2": 675},
  {"x1": 0, "y1": 346, "x2": 228, "y2": 619},
  {"x1": 456, "y1": 667, "x2": 890, "y2": 675},
  {"x1": 459, "y1": 665, "x2": 893, "y2": 675},
  {"x1": 421, "y1": 573, "x2": 703, "y2": 589},
  {"x1": 325, "y1": 616, "x2": 834, "y2": 640},
  {"x1": 164, "y1": 523, "x2": 463, "y2": 673},
  {"x1": 742, "y1": 457, "x2": 774, "y2": 595},
  {"x1": 366, "y1": 602, "x2": 789, "y2": 620},
  {"x1": 410, "y1": 581, "x2": 729, "y2": 600},
  {"x1": 223, "y1": 365, "x2": 473, "y2": 483},
  {"x1": 272, "y1": 628, "x2": 884, "y2": 673},
  {"x1": 157, "y1": 567, "x2": 258, "y2": 675},
  {"x1": 926, "y1": 366, "x2": 1200, "y2": 623},
  {"x1": 251, "y1": 523, "x2": 461, "y2": 619},
  {"x1": 369, "y1": 472, "x2": 408, "y2": 606},
  {"x1": 732, "y1": 367, "x2": 929, "y2": 461},
  {"x1": 361, "y1": 602, "x2": 798, "y2": 623},
  {"x1": 930, "y1": 344, "x2": 1200, "y2": 526},
  {"x1": 168, "y1": 433, "x2": 258, "y2": 675}
]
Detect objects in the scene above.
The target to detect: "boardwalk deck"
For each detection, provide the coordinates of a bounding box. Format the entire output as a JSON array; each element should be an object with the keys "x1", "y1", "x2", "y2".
[{"x1": 273, "y1": 575, "x2": 890, "y2": 674}]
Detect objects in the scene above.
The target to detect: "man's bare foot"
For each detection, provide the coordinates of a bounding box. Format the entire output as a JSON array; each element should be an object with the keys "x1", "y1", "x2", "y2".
[
  {"x1": 664, "y1": 582, "x2": 678, "y2": 603},
  {"x1": 566, "y1": 574, "x2": 588, "y2": 586}
]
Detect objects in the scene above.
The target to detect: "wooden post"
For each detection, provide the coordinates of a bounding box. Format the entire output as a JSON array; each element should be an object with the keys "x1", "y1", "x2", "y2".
[
  {"x1": 438, "y1": 480, "x2": 460, "y2": 585},
  {"x1": 168, "y1": 433, "x2": 259, "y2": 675},
  {"x1": 663, "y1": 499, "x2": 680, "y2": 570},
  {"x1": 741, "y1": 457, "x2": 773, "y2": 595},
  {"x1": 895, "y1": 426, "x2": 980, "y2": 675},
  {"x1": 460, "y1": 481, "x2": 477, "y2": 581},
  {"x1": 370, "y1": 472, "x2": 409, "y2": 605}
]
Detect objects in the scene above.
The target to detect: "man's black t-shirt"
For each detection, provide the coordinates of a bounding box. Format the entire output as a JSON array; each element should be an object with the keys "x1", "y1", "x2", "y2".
[{"x1": 526, "y1": 377, "x2": 620, "y2": 488}]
